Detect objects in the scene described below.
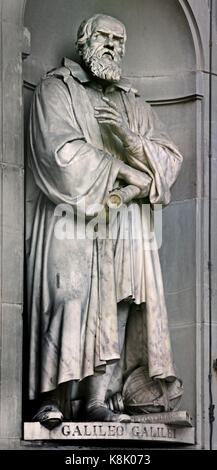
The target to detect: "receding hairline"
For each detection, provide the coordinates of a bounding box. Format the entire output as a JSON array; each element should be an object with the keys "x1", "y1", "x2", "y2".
[
  {"x1": 77, "y1": 14, "x2": 127, "y2": 41},
  {"x1": 91, "y1": 14, "x2": 126, "y2": 31}
]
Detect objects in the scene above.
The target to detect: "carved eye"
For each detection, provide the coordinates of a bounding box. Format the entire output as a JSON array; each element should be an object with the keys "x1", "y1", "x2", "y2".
[{"x1": 92, "y1": 32, "x2": 104, "y2": 41}]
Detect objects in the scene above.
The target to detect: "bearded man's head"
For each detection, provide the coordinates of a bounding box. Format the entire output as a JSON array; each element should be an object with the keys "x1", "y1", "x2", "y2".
[{"x1": 76, "y1": 14, "x2": 127, "y2": 83}]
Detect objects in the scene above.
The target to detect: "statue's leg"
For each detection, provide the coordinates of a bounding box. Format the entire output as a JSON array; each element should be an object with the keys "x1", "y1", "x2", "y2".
[{"x1": 84, "y1": 301, "x2": 131, "y2": 422}]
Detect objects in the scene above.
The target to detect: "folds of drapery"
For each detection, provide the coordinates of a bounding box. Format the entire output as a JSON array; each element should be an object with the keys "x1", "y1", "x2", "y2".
[{"x1": 121, "y1": 92, "x2": 183, "y2": 206}]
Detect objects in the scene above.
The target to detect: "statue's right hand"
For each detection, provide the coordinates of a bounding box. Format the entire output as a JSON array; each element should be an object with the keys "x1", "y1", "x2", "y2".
[{"x1": 118, "y1": 162, "x2": 151, "y2": 197}]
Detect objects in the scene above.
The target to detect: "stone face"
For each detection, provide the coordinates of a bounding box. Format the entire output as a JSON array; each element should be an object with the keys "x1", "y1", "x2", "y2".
[{"x1": 24, "y1": 421, "x2": 195, "y2": 444}]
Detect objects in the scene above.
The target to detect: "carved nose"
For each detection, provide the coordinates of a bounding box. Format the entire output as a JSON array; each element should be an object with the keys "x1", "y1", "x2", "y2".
[{"x1": 106, "y1": 43, "x2": 114, "y2": 50}]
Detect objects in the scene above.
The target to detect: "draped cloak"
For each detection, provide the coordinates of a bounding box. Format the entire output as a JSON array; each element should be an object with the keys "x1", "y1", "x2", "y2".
[{"x1": 26, "y1": 58, "x2": 183, "y2": 400}]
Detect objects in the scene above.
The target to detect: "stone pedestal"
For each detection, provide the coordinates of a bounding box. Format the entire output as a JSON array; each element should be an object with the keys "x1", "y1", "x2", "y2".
[{"x1": 24, "y1": 412, "x2": 195, "y2": 444}]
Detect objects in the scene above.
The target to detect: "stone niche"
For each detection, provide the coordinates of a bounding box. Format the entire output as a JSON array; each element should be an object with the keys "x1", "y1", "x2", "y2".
[{"x1": 22, "y1": 0, "x2": 200, "y2": 446}]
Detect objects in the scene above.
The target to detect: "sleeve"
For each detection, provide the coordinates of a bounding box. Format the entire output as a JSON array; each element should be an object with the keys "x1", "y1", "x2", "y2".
[
  {"x1": 125, "y1": 98, "x2": 183, "y2": 206},
  {"x1": 28, "y1": 77, "x2": 122, "y2": 209}
]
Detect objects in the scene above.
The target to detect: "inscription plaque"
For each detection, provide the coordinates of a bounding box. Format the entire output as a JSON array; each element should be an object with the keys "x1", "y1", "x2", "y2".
[{"x1": 24, "y1": 422, "x2": 195, "y2": 445}]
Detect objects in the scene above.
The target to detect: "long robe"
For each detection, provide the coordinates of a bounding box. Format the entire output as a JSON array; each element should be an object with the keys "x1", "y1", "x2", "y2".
[{"x1": 26, "y1": 58, "x2": 183, "y2": 400}]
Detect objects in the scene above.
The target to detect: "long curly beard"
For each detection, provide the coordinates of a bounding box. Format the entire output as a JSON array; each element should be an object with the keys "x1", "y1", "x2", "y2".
[{"x1": 82, "y1": 44, "x2": 122, "y2": 83}]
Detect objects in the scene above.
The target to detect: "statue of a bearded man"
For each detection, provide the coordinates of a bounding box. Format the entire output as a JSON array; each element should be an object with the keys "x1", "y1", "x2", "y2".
[{"x1": 26, "y1": 14, "x2": 183, "y2": 429}]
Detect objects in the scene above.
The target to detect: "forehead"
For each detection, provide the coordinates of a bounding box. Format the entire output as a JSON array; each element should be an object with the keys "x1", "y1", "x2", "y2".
[{"x1": 92, "y1": 17, "x2": 125, "y2": 37}]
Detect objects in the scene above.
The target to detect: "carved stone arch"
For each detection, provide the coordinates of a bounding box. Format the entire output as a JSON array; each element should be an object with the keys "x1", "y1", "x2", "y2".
[{"x1": 178, "y1": 0, "x2": 205, "y2": 70}]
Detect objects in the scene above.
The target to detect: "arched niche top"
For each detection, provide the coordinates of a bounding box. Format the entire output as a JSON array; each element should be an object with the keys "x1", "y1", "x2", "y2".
[
  {"x1": 178, "y1": 0, "x2": 204, "y2": 70},
  {"x1": 23, "y1": 0, "x2": 203, "y2": 86}
]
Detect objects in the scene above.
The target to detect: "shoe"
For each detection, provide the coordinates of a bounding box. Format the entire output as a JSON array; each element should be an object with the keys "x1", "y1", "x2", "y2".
[{"x1": 32, "y1": 404, "x2": 63, "y2": 430}]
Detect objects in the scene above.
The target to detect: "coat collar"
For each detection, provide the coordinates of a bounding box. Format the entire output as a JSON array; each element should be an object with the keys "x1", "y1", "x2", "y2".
[{"x1": 63, "y1": 57, "x2": 139, "y2": 95}]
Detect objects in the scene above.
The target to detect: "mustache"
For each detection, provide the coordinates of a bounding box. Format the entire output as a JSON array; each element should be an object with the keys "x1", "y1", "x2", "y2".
[
  {"x1": 89, "y1": 57, "x2": 121, "y2": 82},
  {"x1": 85, "y1": 44, "x2": 120, "y2": 63}
]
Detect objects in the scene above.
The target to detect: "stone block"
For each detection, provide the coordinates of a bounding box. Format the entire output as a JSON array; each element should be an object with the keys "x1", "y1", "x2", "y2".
[
  {"x1": 2, "y1": 20, "x2": 23, "y2": 165},
  {"x1": 2, "y1": 165, "x2": 24, "y2": 303},
  {"x1": 0, "y1": 303, "x2": 23, "y2": 439},
  {"x1": 1, "y1": 1, "x2": 25, "y2": 24},
  {"x1": 212, "y1": 5, "x2": 217, "y2": 76},
  {"x1": 170, "y1": 325, "x2": 196, "y2": 420},
  {"x1": 0, "y1": 438, "x2": 21, "y2": 450},
  {"x1": 2, "y1": 229, "x2": 23, "y2": 304},
  {"x1": 199, "y1": 323, "x2": 213, "y2": 449},
  {"x1": 23, "y1": 421, "x2": 195, "y2": 444},
  {"x1": 132, "y1": 72, "x2": 198, "y2": 103},
  {"x1": 210, "y1": 75, "x2": 217, "y2": 158},
  {"x1": 211, "y1": 159, "x2": 217, "y2": 201},
  {"x1": 2, "y1": 165, "x2": 24, "y2": 231},
  {"x1": 212, "y1": 323, "x2": 217, "y2": 449},
  {"x1": 165, "y1": 287, "x2": 196, "y2": 326},
  {"x1": 0, "y1": 165, "x2": 2, "y2": 304},
  {"x1": 211, "y1": 199, "x2": 217, "y2": 282},
  {"x1": 160, "y1": 199, "x2": 196, "y2": 293},
  {"x1": 0, "y1": 24, "x2": 2, "y2": 163},
  {"x1": 156, "y1": 101, "x2": 197, "y2": 202}
]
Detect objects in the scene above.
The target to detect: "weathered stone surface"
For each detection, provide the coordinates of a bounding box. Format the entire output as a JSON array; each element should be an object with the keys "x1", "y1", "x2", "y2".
[
  {"x1": 0, "y1": 165, "x2": 2, "y2": 305},
  {"x1": 212, "y1": 323, "x2": 217, "y2": 450},
  {"x1": 2, "y1": 229, "x2": 23, "y2": 304},
  {"x1": 170, "y1": 325, "x2": 196, "y2": 418},
  {"x1": 211, "y1": 75, "x2": 217, "y2": 157},
  {"x1": 156, "y1": 101, "x2": 197, "y2": 201},
  {"x1": 24, "y1": 421, "x2": 195, "y2": 444},
  {"x1": 2, "y1": 165, "x2": 24, "y2": 303},
  {"x1": 132, "y1": 72, "x2": 202, "y2": 103},
  {"x1": 2, "y1": 165, "x2": 24, "y2": 231},
  {"x1": 1, "y1": 0, "x2": 25, "y2": 24},
  {"x1": 160, "y1": 200, "x2": 196, "y2": 295},
  {"x1": 131, "y1": 411, "x2": 193, "y2": 427},
  {"x1": 0, "y1": 304, "x2": 23, "y2": 439},
  {"x1": 2, "y1": 20, "x2": 23, "y2": 165}
]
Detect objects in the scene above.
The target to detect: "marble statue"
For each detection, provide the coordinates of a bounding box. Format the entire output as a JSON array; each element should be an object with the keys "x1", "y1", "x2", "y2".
[{"x1": 26, "y1": 14, "x2": 183, "y2": 430}]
